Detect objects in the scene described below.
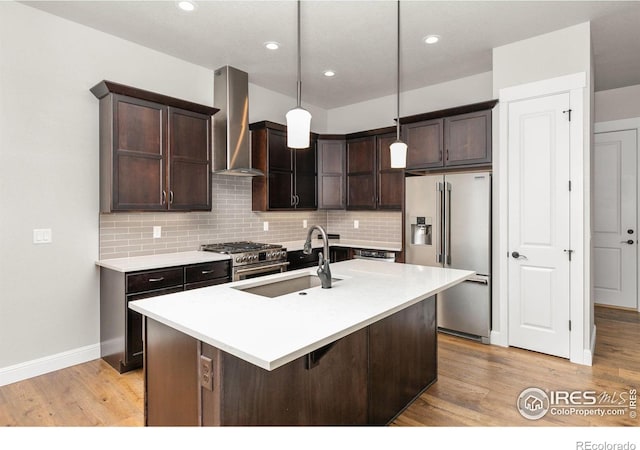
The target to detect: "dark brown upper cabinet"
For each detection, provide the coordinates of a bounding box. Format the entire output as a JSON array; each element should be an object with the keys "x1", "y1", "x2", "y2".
[
  {"x1": 251, "y1": 123, "x2": 317, "y2": 211},
  {"x1": 444, "y1": 110, "x2": 492, "y2": 167},
  {"x1": 346, "y1": 132, "x2": 402, "y2": 211},
  {"x1": 376, "y1": 133, "x2": 404, "y2": 210},
  {"x1": 317, "y1": 139, "x2": 346, "y2": 210},
  {"x1": 402, "y1": 100, "x2": 496, "y2": 171},
  {"x1": 346, "y1": 136, "x2": 377, "y2": 210},
  {"x1": 91, "y1": 81, "x2": 217, "y2": 212},
  {"x1": 405, "y1": 119, "x2": 444, "y2": 169}
]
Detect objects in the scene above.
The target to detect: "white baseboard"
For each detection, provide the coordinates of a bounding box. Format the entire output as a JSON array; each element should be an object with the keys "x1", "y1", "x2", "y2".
[
  {"x1": 490, "y1": 329, "x2": 508, "y2": 347},
  {"x1": 0, "y1": 344, "x2": 100, "y2": 387},
  {"x1": 583, "y1": 324, "x2": 597, "y2": 367}
]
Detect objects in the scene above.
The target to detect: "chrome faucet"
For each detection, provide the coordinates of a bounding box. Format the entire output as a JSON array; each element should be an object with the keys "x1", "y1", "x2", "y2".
[{"x1": 303, "y1": 225, "x2": 332, "y2": 289}]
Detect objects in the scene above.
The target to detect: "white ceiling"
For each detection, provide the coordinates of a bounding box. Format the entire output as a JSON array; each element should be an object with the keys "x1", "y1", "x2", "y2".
[{"x1": 22, "y1": 0, "x2": 640, "y2": 109}]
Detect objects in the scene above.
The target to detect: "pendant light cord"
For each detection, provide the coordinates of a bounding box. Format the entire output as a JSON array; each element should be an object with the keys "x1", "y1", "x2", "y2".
[
  {"x1": 396, "y1": 0, "x2": 401, "y2": 141},
  {"x1": 296, "y1": 0, "x2": 302, "y2": 108}
]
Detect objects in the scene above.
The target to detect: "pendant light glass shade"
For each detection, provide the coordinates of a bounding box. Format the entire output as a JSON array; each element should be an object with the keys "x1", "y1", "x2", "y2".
[
  {"x1": 286, "y1": 0, "x2": 311, "y2": 149},
  {"x1": 390, "y1": 139, "x2": 408, "y2": 168},
  {"x1": 286, "y1": 107, "x2": 312, "y2": 148},
  {"x1": 389, "y1": 0, "x2": 407, "y2": 168}
]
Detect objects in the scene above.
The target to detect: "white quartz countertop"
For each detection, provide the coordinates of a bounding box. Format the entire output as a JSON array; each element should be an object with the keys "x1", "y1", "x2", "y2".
[
  {"x1": 129, "y1": 259, "x2": 472, "y2": 371},
  {"x1": 96, "y1": 251, "x2": 230, "y2": 272},
  {"x1": 278, "y1": 239, "x2": 401, "y2": 252}
]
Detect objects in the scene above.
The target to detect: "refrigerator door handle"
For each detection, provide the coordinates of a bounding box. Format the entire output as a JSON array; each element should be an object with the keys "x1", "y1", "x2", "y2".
[
  {"x1": 445, "y1": 182, "x2": 452, "y2": 266},
  {"x1": 465, "y1": 274, "x2": 489, "y2": 285},
  {"x1": 437, "y1": 182, "x2": 445, "y2": 264}
]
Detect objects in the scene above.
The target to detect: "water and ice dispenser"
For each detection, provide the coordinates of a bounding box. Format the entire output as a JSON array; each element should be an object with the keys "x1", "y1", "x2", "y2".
[{"x1": 410, "y1": 216, "x2": 432, "y2": 245}]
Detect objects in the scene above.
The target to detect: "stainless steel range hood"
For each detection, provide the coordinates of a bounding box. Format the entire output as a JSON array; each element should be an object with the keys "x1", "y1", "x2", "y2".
[{"x1": 213, "y1": 66, "x2": 264, "y2": 176}]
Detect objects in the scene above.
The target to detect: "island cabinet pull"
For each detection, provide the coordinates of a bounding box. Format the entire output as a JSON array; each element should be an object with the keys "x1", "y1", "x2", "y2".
[
  {"x1": 305, "y1": 342, "x2": 336, "y2": 369},
  {"x1": 148, "y1": 277, "x2": 165, "y2": 282},
  {"x1": 200, "y1": 270, "x2": 214, "y2": 274}
]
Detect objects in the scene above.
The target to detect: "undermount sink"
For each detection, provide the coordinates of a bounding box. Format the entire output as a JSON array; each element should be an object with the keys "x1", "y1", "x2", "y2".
[{"x1": 234, "y1": 274, "x2": 342, "y2": 298}]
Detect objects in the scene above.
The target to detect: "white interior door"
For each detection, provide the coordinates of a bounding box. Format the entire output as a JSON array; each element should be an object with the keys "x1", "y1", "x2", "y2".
[
  {"x1": 593, "y1": 130, "x2": 638, "y2": 309},
  {"x1": 508, "y1": 93, "x2": 571, "y2": 358}
]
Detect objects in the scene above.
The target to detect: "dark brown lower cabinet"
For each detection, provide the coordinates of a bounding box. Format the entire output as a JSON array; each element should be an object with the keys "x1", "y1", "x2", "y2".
[
  {"x1": 100, "y1": 260, "x2": 230, "y2": 374},
  {"x1": 143, "y1": 296, "x2": 436, "y2": 426}
]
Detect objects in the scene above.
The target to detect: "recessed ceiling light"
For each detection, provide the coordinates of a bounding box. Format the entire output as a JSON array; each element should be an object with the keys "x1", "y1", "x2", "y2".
[
  {"x1": 264, "y1": 41, "x2": 280, "y2": 50},
  {"x1": 177, "y1": 0, "x2": 196, "y2": 12},
  {"x1": 323, "y1": 70, "x2": 336, "y2": 77},
  {"x1": 423, "y1": 35, "x2": 440, "y2": 45}
]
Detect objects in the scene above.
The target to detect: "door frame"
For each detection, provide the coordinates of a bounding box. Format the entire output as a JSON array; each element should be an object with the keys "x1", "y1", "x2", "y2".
[
  {"x1": 594, "y1": 117, "x2": 640, "y2": 313},
  {"x1": 495, "y1": 72, "x2": 590, "y2": 365}
]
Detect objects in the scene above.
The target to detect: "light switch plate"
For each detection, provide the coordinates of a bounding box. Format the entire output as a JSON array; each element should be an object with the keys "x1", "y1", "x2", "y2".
[
  {"x1": 303, "y1": 219, "x2": 307, "y2": 229},
  {"x1": 153, "y1": 226, "x2": 161, "y2": 239},
  {"x1": 33, "y1": 228, "x2": 52, "y2": 244},
  {"x1": 263, "y1": 221, "x2": 269, "y2": 231},
  {"x1": 354, "y1": 220, "x2": 359, "y2": 229}
]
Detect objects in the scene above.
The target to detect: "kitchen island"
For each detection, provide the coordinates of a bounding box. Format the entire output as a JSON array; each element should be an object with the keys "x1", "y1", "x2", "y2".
[{"x1": 129, "y1": 259, "x2": 472, "y2": 426}]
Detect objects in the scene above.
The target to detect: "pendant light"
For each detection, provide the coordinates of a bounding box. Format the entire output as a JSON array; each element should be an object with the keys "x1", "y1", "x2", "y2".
[
  {"x1": 390, "y1": 0, "x2": 407, "y2": 168},
  {"x1": 286, "y1": 0, "x2": 312, "y2": 149}
]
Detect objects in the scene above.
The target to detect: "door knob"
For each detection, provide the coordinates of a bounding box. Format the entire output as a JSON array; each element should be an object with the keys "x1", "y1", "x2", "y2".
[
  {"x1": 621, "y1": 240, "x2": 634, "y2": 245},
  {"x1": 511, "y1": 251, "x2": 527, "y2": 260},
  {"x1": 628, "y1": 229, "x2": 635, "y2": 235}
]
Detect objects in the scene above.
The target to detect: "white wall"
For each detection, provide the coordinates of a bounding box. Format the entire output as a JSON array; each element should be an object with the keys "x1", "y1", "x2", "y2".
[
  {"x1": 0, "y1": 2, "x2": 220, "y2": 381},
  {"x1": 492, "y1": 22, "x2": 593, "y2": 363},
  {"x1": 249, "y1": 83, "x2": 328, "y2": 132},
  {"x1": 595, "y1": 84, "x2": 640, "y2": 123},
  {"x1": 327, "y1": 72, "x2": 493, "y2": 134}
]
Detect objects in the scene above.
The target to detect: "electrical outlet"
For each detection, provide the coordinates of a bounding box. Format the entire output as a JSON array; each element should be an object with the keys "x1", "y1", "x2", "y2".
[
  {"x1": 153, "y1": 226, "x2": 161, "y2": 239},
  {"x1": 200, "y1": 355, "x2": 213, "y2": 391},
  {"x1": 263, "y1": 221, "x2": 269, "y2": 231},
  {"x1": 303, "y1": 219, "x2": 307, "y2": 229},
  {"x1": 354, "y1": 220, "x2": 359, "y2": 229}
]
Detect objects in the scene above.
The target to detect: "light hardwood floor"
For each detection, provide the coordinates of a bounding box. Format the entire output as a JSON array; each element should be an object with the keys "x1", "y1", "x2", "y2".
[{"x1": 1, "y1": 306, "x2": 638, "y2": 426}]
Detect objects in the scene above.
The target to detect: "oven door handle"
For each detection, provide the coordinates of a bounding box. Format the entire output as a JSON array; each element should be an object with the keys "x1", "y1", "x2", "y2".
[{"x1": 234, "y1": 262, "x2": 290, "y2": 277}]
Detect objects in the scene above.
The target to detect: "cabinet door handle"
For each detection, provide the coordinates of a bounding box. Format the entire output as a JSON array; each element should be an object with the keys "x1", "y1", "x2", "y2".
[
  {"x1": 169, "y1": 191, "x2": 174, "y2": 204},
  {"x1": 161, "y1": 191, "x2": 166, "y2": 205},
  {"x1": 148, "y1": 277, "x2": 165, "y2": 282}
]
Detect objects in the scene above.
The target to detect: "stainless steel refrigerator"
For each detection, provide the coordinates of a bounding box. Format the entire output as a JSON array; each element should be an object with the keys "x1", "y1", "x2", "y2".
[{"x1": 405, "y1": 172, "x2": 491, "y2": 343}]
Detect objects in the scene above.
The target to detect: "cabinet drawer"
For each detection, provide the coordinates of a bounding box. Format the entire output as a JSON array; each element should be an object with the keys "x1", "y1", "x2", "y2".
[
  {"x1": 185, "y1": 261, "x2": 230, "y2": 284},
  {"x1": 126, "y1": 267, "x2": 184, "y2": 293}
]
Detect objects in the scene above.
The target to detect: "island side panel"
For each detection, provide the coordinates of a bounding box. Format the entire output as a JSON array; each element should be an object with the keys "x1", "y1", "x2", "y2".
[
  {"x1": 145, "y1": 318, "x2": 200, "y2": 426},
  {"x1": 307, "y1": 327, "x2": 368, "y2": 425},
  {"x1": 368, "y1": 295, "x2": 437, "y2": 425},
  {"x1": 214, "y1": 327, "x2": 368, "y2": 426},
  {"x1": 218, "y1": 352, "x2": 311, "y2": 425}
]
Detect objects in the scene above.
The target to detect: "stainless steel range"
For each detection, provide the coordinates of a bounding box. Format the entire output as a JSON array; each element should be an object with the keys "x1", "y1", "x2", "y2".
[{"x1": 200, "y1": 241, "x2": 288, "y2": 281}]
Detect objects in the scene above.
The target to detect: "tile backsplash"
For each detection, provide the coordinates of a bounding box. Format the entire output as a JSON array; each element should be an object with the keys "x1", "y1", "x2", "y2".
[{"x1": 99, "y1": 174, "x2": 402, "y2": 259}]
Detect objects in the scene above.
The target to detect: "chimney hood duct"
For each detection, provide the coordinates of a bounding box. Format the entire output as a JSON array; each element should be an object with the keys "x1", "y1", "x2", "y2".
[{"x1": 213, "y1": 66, "x2": 264, "y2": 176}]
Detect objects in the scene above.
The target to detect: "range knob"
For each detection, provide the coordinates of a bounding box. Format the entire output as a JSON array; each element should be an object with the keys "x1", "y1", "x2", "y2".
[
  {"x1": 252, "y1": 255, "x2": 258, "y2": 261},
  {"x1": 235, "y1": 256, "x2": 241, "y2": 263}
]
